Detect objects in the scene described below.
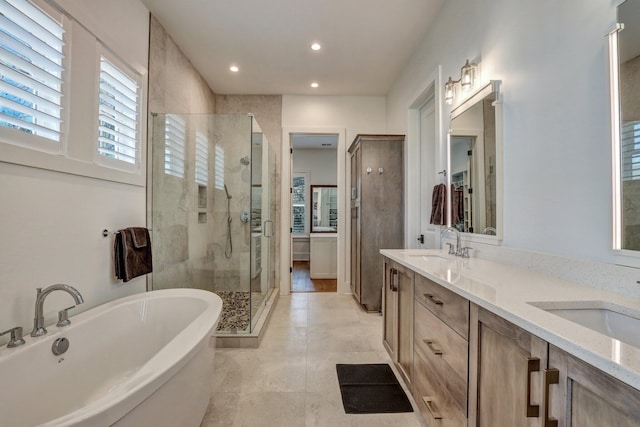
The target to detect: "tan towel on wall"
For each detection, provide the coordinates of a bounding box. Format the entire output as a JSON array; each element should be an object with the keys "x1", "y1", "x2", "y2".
[{"x1": 115, "y1": 227, "x2": 152, "y2": 282}]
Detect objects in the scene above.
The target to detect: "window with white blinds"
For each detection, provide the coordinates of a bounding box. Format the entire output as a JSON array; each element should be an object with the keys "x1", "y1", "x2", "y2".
[
  {"x1": 0, "y1": 0, "x2": 65, "y2": 143},
  {"x1": 164, "y1": 114, "x2": 186, "y2": 178},
  {"x1": 97, "y1": 56, "x2": 139, "y2": 165},
  {"x1": 215, "y1": 144, "x2": 225, "y2": 190},
  {"x1": 622, "y1": 120, "x2": 640, "y2": 181},
  {"x1": 292, "y1": 174, "x2": 307, "y2": 234},
  {"x1": 195, "y1": 130, "x2": 208, "y2": 185}
]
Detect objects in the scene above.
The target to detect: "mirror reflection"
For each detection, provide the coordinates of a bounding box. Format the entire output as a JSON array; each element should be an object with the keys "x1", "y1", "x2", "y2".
[
  {"x1": 311, "y1": 185, "x2": 337, "y2": 233},
  {"x1": 450, "y1": 89, "x2": 498, "y2": 235},
  {"x1": 617, "y1": 0, "x2": 640, "y2": 250}
]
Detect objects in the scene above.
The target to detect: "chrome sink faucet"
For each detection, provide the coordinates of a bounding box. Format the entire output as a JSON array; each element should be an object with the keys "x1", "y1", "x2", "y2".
[
  {"x1": 441, "y1": 226, "x2": 461, "y2": 256},
  {"x1": 31, "y1": 284, "x2": 84, "y2": 337}
]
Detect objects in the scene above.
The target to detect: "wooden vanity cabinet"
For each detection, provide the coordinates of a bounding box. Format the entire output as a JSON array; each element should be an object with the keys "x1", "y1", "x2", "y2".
[
  {"x1": 382, "y1": 258, "x2": 414, "y2": 385},
  {"x1": 412, "y1": 274, "x2": 469, "y2": 427},
  {"x1": 469, "y1": 305, "x2": 548, "y2": 427},
  {"x1": 470, "y1": 305, "x2": 640, "y2": 427},
  {"x1": 383, "y1": 258, "x2": 640, "y2": 427},
  {"x1": 548, "y1": 346, "x2": 640, "y2": 427}
]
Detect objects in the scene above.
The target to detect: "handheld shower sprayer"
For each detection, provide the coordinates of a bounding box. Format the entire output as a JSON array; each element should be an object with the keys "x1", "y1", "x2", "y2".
[{"x1": 224, "y1": 184, "x2": 232, "y2": 258}]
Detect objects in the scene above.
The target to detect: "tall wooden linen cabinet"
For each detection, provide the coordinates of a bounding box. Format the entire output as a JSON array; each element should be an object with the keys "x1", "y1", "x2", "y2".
[{"x1": 349, "y1": 134, "x2": 404, "y2": 311}]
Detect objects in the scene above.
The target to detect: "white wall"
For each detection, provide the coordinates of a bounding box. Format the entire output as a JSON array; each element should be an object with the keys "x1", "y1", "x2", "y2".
[
  {"x1": 293, "y1": 149, "x2": 338, "y2": 186},
  {"x1": 283, "y1": 96, "x2": 387, "y2": 144},
  {"x1": 387, "y1": 0, "x2": 617, "y2": 263},
  {"x1": 281, "y1": 95, "x2": 387, "y2": 294},
  {"x1": 0, "y1": 0, "x2": 149, "y2": 345}
]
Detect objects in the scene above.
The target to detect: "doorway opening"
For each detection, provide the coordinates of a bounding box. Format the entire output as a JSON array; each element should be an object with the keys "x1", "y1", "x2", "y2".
[{"x1": 291, "y1": 133, "x2": 338, "y2": 293}]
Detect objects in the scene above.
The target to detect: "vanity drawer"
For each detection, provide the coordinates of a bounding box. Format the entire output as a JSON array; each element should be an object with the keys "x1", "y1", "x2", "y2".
[
  {"x1": 415, "y1": 274, "x2": 469, "y2": 339},
  {"x1": 414, "y1": 301, "x2": 467, "y2": 410},
  {"x1": 413, "y1": 351, "x2": 466, "y2": 427}
]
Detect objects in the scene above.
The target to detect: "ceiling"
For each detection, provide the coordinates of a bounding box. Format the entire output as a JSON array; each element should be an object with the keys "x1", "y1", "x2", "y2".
[{"x1": 141, "y1": 0, "x2": 444, "y2": 96}]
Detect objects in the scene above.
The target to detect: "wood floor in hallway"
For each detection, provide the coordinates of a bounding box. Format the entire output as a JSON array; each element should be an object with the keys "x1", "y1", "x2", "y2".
[{"x1": 292, "y1": 261, "x2": 337, "y2": 293}]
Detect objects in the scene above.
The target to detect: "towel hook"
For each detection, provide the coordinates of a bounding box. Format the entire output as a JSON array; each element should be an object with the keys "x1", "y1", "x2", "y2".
[
  {"x1": 102, "y1": 228, "x2": 152, "y2": 237},
  {"x1": 438, "y1": 169, "x2": 447, "y2": 178}
]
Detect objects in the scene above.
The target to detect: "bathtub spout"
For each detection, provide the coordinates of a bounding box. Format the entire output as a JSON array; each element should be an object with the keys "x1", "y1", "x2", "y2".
[{"x1": 31, "y1": 284, "x2": 84, "y2": 337}]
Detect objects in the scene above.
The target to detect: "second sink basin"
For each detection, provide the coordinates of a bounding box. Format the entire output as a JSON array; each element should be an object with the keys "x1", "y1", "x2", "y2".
[
  {"x1": 529, "y1": 301, "x2": 640, "y2": 349},
  {"x1": 404, "y1": 253, "x2": 450, "y2": 262}
]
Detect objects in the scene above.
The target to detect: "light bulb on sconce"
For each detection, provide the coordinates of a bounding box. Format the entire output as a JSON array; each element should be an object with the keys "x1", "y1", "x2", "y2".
[
  {"x1": 444, "y1": 77, "x2": 456, "y2": 105},
  {"x1": 460, "y1": 59, "x2": 476, "y2": 91},
  {"x1": 444, "y1": 59, "x2": 477, "y2": 105}
]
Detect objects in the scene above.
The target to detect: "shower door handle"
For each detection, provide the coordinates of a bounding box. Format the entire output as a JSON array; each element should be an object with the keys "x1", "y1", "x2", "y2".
[{"x1": 264, "y1": 220, "x2": 274, "y2": 237}]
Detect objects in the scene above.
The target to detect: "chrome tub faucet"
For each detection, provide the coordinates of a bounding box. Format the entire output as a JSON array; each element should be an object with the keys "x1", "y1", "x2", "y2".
[{"x1": 31, "y1": 284, "x2": 84, "y2": 337}]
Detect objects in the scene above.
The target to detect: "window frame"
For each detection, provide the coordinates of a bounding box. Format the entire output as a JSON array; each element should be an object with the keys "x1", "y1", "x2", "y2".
[
  {"x1": 93, "y1": 44, "x2": 144, "y2": 174},
  {"x1": 292, "y1": 171, "x2": 309, "y2": 235},
  {"x1": 0, "y1": 0, "x2": 70, "y2": 155}
]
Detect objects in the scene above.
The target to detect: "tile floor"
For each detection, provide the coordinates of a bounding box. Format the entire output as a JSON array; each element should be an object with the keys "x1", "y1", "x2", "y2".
[{"x1": 201, "y1": 292, "x2": 427, "y2": 426}]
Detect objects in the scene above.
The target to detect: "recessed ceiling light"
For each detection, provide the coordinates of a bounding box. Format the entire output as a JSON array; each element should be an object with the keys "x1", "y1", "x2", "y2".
[
  {"x1": 230, "y1": 65, "x2": 239, "y2": 72},
  {"x1": 311, "y1": 43, "x2": 321, "y2": 51},
  {"x1": 310, "y1": 82, "x2": 319, "y2": 88}
]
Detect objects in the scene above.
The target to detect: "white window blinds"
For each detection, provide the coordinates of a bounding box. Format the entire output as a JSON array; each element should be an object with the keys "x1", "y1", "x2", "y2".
[
  {"x1": 292, "y1": 174, "x2": 307, "y2": 233},
  {"x1": 0, "y1": 0, "x2": 65, "y2": 142},
  {"x1": 622, "y1": 120, "x2": 640, "y2": 182},
  {"x1": 195, "y1": 130, "x2": 208, "y2": 185},
  {"x1": 215, "y1": 144, "x2": 225, "y2": 190},
  {"x1": 164, "y1": 114, "x2": 185, "y2": 178},
  {"x1": 97, "y1": 56, "x2": 139, "y2": 165}
]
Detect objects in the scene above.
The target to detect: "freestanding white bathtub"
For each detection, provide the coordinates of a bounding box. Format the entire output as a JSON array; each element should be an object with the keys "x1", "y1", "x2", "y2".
[{"x1": 0, "y1": 288, "x2": 222, "y2": 427}]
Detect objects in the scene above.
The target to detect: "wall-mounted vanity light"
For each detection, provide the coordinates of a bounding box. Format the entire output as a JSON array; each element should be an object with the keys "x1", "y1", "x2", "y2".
[{"x1": 444, "y1": 59, "x2": 477, "y2": 105}]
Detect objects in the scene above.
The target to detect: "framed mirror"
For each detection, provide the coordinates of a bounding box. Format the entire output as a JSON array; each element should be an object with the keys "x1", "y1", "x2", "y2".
[
  {"x1": 610, "y1": 1, "x2": 640, "y2": 254},
  {"x1": 448, "y1": 80, "x2": 503, "y2": 241},
  {"x1": 311, "y1": 185, "x2": 338, "y2": 233}
]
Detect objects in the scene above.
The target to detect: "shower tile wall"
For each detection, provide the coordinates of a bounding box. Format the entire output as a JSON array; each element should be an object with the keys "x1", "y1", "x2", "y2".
[
  {"x1": 148, "y1": 16, "x2": 216, "y2": 115},
  {"x1": 216, "y1": 95, "x2": 282, "y2": 290},
  {"x1": 149, "y1": 17, "x2": 213, "y2": 292},
  {"x1": 151, "y1": 114, "x2": 253, "y2": 294}
]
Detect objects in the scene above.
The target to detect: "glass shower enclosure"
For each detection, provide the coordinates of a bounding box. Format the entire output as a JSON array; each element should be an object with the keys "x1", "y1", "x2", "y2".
[{"x1": 149, "y1": 113, "x2": 277, "y2": 333}]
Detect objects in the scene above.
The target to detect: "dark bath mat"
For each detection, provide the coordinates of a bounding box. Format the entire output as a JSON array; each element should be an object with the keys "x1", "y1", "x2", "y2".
[{"x1": 336, "y1": 363, "x2": 413, "y2": 414}]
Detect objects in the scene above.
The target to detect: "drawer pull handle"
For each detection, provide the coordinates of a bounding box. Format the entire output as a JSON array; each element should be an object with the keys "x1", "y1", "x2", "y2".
[
  {"x1": 424, "y1": 293, "x2": 444, "y2": 306},
  {"x1": 422, "y1": 396, "x2": 442, "y2": 419},
  {"x1": 526, "y1": 357, "x2": 540, "y2": 417},
  {"x1": 391, "y1": 268, "x2": 398, "y2": 292},
  {"x1": 424, "y1": 339, "x2": 443, "y2": 356},
  {"x1": 544, "y1": 368, "x2": 559, "y2": 427}
]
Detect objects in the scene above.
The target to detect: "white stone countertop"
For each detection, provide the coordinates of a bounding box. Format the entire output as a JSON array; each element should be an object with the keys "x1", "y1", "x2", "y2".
[{"x1": 380, "y1": 248, "x2": 640, "y2": 390}]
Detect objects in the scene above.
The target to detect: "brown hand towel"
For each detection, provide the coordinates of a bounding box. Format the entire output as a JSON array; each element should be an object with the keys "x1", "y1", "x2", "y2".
[
  {"x1": 452, "y1": 185, "x2": 464, "y2": 226},
  {"x1": 429, "y1": 184, "x2": 447, "y2": 225},
  {"x1": 114, "y1": 227, "x2": 152, "y2": 282}
]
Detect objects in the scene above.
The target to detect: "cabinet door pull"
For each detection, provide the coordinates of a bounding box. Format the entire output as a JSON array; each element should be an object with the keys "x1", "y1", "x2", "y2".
[
  {"x1": 526, "y1": 357, "x2": 540, "y2": 417},
  {"x1": 543, "y1": 368, "x2": 559, "y2": 427},
  {"x1": 392, "y1": 268, "x2": 399, "y2": 292},
  {"x1": 421, "y1": 396, "x2": 442, "y2": 420},
  {"x1": 424, "y1": 293, "x2": 443, "y2": 305},
  {"x1": 423, "y1": 339, "x2": 443, "y2": 356}
]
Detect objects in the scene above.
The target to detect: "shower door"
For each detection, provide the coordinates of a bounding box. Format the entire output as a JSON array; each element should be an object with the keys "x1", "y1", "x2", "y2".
[
  {"x1": 250, "y1": 117, "x2": 277, "y2": 330},
  {"x1": 149, "y1": 113, "x2": 276, "y2": 334}
]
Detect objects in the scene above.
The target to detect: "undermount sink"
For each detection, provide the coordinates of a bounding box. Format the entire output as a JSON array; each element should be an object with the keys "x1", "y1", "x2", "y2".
[
  {"x1": 529, "y1": 301, "x2": 640, "y2": 349},
  {"x1": 403, "y1": 252, "x2": 451, "y2": 262}
]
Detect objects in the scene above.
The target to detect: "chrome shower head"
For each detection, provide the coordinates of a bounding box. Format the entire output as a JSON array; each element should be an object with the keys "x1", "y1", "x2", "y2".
[{"x1": 240, "y1": 156, "x2": 250, "y2": 165}]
